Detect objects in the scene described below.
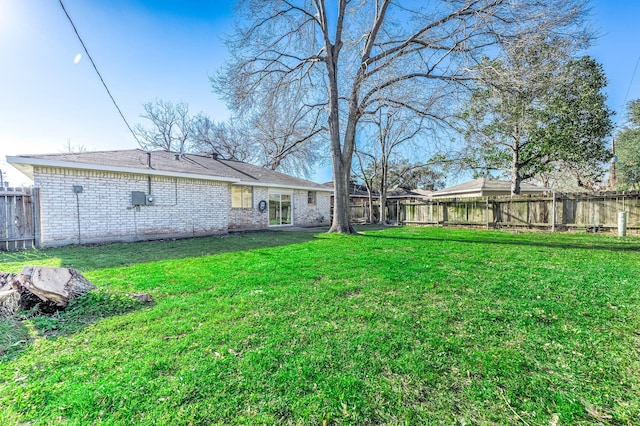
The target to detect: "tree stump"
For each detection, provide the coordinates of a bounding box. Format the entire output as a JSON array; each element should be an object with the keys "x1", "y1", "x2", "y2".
[
  {"x1": 18, "y1": 266, "x2": 96, "y2": 308},
  {"x1": 0, "y1": 267, "x2": 96, "y2": 316}
]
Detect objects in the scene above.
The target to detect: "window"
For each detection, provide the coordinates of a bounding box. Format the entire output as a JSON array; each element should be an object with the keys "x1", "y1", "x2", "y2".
[
  {"x1": 231, "y1": 186, "x2": 253, "y2": 208},
  {"x1": 307, "y1": 191, "x2": 316, "y2": 205}
]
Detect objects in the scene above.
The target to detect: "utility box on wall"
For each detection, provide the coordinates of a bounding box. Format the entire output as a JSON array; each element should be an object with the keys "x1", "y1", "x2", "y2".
[
  {"x1": 131, "y1": 191, "x2": 146, "y2": 206},
  {"x1": 132, "y1": 191, "x2": 156, "y2": 206}
]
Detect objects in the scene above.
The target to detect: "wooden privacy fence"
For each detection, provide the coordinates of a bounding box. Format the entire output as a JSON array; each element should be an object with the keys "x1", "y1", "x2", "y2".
[
  {"x1": 399, "y1": 191, "x2": 640, "y2": 233},
  {"x1": 1, "y1": 187, "x2": 40, "y2": 250},
  {"x1": 349, "y1": 199, "x2": 403, "y2": 224}
]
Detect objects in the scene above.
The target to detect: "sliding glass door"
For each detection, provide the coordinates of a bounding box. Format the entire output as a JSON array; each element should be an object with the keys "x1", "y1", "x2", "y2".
[{"x1": 269, "y1": 192, "x2": 292, "y2": 226}]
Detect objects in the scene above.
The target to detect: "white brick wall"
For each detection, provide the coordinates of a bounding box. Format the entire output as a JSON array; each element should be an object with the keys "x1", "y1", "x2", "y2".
[
  {"x1": 228, "y1": 187, "x2": 331, "y2": 229},
  {"x1": 293, "y1": 190, "x2": 331, "y2": 226},
  {"x1": 33, "y1": 167, "x2": 332, "y2": 246},
  {"x1": 34, "y1": 167, "x2": 229, "y2": 246},
  {"x1": 228, "y1": 187, "x2": 269, "y2": 230}
]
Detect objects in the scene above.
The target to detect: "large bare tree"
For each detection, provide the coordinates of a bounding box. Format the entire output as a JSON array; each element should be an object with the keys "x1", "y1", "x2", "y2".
[{"x1": 216, "y1": 0, "x2": 590, "y2": 233}]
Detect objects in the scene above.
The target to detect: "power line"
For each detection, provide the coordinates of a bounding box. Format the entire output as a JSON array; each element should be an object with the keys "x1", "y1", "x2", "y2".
[
  {"x1": 57, "y1": 0, "x2": 142, "y2": 146},
  {"x1": 616, "y1": 54, "x2": 640, "y2": 129},
  {"x1": 623, "y1": 55, "x2": 640, "y2": 107}
]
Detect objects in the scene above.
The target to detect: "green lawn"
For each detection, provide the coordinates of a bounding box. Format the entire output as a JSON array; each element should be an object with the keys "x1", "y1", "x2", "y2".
[{"x1": 0, "y1": 227, "x2": 639, "y2": 425}]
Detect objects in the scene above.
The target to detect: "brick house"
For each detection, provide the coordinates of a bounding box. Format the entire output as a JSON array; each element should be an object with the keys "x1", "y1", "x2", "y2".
[{"x1": 7, "y1": 149, "x2": 332, "y2": 247}]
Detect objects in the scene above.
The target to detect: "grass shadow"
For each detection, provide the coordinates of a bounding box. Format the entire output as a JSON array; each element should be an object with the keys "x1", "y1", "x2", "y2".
[
  {"x1": 0, "y1": 317, "x2": 31, "y2": 361},
  {"x1": 362, "y1": 228, "x2": 640, "y2": 252},
  {"x1": 0, "y1": 229, "x2": 321, "y2": 273},
  {"x1": 0, "y1": 289, "x2": 152, "y2": 362}
]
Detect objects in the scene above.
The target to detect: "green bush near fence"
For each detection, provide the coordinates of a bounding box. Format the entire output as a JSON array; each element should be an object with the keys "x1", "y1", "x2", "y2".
[{"x1": 0, "y1": 227, "x2": 639, "y2": 425}]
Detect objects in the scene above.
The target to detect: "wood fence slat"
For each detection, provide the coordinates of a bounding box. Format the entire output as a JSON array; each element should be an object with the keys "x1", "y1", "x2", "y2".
[
  {"x1": 0, "y1": 194, "x2": 7, "y2": 250},
  {"x1": 392, "y1": 191, "x2": 640, "y2": 233},
  {"x1": 0, "y1": 187, "x2": 37, "y2": 251},
  {"x1": 6, "y1": 191, "x2": 15, "y2": 250}
]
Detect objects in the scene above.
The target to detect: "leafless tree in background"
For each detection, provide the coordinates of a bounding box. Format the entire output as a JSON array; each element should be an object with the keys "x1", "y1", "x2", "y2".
[
  {"x1": 135, "y1": 99, "x2": 192, "y2": 154},
  {"x1": 60, "y1": 138, "x2": 87, "y2": 153},
  {"x1": 247, "y1": 84, "x2": 326, "y2": 178},
  {"x1": 190, "y1": 114, "x2": 255, "y2": 162},
  {"x1": 135, "y1": 97, "x2": 323, "y2": 177},
  {"x1": 353, "y1": 149, "x2": 378, "y2": 223},
  {"x1": 361, "y1": 107, "x2": 424, "y2": 223}
]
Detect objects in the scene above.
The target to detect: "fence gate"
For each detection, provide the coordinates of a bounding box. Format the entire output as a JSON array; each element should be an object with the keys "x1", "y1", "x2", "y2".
[{"x1": 0, "y1": 187, "x2": 40, "y2": 250}]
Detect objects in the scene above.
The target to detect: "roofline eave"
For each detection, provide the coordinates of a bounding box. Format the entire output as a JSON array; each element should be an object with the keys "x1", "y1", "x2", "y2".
[
  {"x1": 234, "y1": 181, "x2": 333, "y2": 193},
  {"x1": 6, "y1": 156, "x2": 241, "y2": 184}
]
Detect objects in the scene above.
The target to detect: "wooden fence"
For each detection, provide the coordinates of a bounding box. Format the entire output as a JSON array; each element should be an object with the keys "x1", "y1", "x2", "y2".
[
  {"x1": 349, "y1": 199, "x2": 404, "y2": 224},
  {"x1": 0, "y1": 187, "x2": 40, "y2": 250},
  {"x1": 399, "y1": 192, "x2": 640, "y2": 233}
]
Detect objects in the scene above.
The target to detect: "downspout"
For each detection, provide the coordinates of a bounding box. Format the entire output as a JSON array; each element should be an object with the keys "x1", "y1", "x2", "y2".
[
  {"x1": 147, "y1": 152, "x2": 152, "y2": 194},
  {"x1": 75, "y1": 191, "x2": 81, "y2": 244}
]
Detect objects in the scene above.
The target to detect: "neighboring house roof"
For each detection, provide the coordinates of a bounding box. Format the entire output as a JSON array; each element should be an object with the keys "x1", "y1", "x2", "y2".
[
  {"x1": 323, "y1": 181, "x2": 435, "y2": 200},
  {"x1": 7, "y1": 149, "x2": 332, "y2": 192},
  {"x1": 386, "y1": 188, "x2": 434, "y2": 200},
  {"x1": 322, "y1": 182, "x2": 371, "y2": 197},
  {"x1": 431, "y1": 177, "x2": 547, "y2": 199}
]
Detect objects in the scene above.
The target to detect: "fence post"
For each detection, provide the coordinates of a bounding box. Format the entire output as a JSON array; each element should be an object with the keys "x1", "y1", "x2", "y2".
[
  {"x1": 618, "y1": 211, "x2": 627, "y2": 237},
  {"x1": 551, "y1": 192, "x2": 556, "y2": 232},
  {"x1": 485, "y1": 197, "x2": 489, "y2": 229},
  {"x1": 32, "y1": 188, "x2": 41, "y2": 248},
  {"x1": 6, "y1": 188, "x2": 15, "y2": 250},
  {"x1": 0, "y1": 190, "x2": 6, "y2": 251},
  {"x1": 593, "y1": 198, "x2": 598, "y2": 233}
]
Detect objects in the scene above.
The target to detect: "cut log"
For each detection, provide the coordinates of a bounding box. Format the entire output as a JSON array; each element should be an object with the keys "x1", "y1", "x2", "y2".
[
  {"x1": 0, "y1": 288, "x2": 20, "y2": 317},
  {"x1": 17, "y1": 266, "x2": 96, "y2": 308},
  {"x1": 0, "y1": 272, "x2": 20, "y2": 316},
  {"x1": 0, "y1": 267, "x2": 96, "y2": 316},
  {"x1": 0, "y1": 272, "x2": 15, "y2": 289}
]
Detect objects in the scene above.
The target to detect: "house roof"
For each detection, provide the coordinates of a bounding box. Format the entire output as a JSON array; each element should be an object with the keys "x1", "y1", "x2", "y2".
[
  {"x1": 323, "y1": 181, "x2": 434, "y2": 200},
  {"x1": 386, "y1": 188, "x2": 434, "y2": 199},
  {"x1": 432, "y1": 177, "x2": 547, "y2": 198},
  {"x1": 7, "y1": 149, "x2": 332, "y2": 192}
]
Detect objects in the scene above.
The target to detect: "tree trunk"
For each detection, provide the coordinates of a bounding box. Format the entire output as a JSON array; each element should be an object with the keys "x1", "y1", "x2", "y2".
[
  {"x1": 511, "y1": 143, "x2": 522, "y2": 195},
  {"x1": 330, "y1": 157, "x2": 355, "y2": 233},
  {"x1": 325, "y1": 35, "x2": 356, "y2": 234},
  {"x1": 379, "y1": 161, "x2": 388, "y2": 224},
  {"x1": 366, "y1": 187, "x2": 374, "y2": 223}
]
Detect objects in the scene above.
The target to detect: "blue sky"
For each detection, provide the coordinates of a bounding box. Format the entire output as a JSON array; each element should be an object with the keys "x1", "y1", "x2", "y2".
[{"x1": 1, "y1": 0, "x2": 639, "y2": 186}]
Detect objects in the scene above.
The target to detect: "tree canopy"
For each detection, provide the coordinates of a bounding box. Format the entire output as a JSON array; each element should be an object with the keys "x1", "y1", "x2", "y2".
[
  {"x1": 462, "y1": 46, "x2": 613, "y2": 194},
  {"x1": 615, "y1": 99, "x2": 640, "y2": 190}
]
